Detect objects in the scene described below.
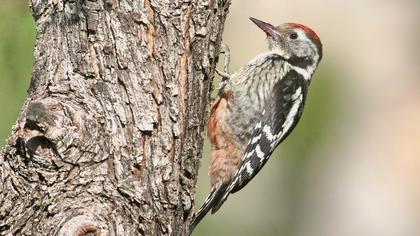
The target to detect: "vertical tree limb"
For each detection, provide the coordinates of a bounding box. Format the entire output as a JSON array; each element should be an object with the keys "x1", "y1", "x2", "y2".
[{"x1": 0, "y1": 0, "x2": 230, "y2": 235}]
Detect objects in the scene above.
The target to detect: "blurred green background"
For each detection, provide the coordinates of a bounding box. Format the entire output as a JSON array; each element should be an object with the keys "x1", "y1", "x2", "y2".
[
  {"x1": 1, "y1": 0, "x2": 420, "y2": 236},
  {"x1": 0, "y1": 1, "x2": 34, "y2": 145}
]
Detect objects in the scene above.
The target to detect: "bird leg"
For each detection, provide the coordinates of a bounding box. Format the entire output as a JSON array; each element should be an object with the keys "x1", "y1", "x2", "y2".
[
  {"x1": 216, "y1": 43, "x2": 232, "y2": 89},
  {"x1": 216, "y1": 43, "x2": 231, "y2": 79}
]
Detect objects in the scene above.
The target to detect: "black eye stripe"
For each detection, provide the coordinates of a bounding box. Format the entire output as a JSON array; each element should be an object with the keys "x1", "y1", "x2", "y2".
[{"x1": 290, "y1": 33, "x2": 298, "y2": 39}]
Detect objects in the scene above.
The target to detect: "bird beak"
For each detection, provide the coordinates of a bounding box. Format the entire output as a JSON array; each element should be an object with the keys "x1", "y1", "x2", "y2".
[{"x1": 249, "y1": 17, "x2": 278, "y2": 38}]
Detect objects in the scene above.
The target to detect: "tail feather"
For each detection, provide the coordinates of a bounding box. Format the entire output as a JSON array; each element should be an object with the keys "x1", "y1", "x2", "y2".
[
  {"x1": 188, "y1": 183, "x2": 229, "y2": 236},
  {"x1": 210, "y1": 189, "x2": 230, "y2": 214}
]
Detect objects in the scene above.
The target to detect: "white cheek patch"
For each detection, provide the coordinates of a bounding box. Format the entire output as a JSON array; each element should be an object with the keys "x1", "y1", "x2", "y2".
[
  {"x1": 291, "y1": 29, "x2": 318, "y2": 76},
  {"x1": 293, "y1": 29, "x2": 310, "y2": 57},
  {"x1": 296, "y1": 29, "x2": 308, "y2": 41},
  {"x1": 297, "y1": 29, "x2": 319, "y2": 62}
]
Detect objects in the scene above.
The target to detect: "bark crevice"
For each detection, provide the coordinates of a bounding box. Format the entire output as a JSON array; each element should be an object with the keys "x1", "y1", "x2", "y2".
[{"x1": 1, "y1": 0, "x2": 230, "y2": 235}]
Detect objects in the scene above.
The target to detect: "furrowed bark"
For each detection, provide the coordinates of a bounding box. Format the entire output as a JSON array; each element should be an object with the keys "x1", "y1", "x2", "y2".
[{"x1": 0, "y1": 0, "x2": 230, "y2": 235}]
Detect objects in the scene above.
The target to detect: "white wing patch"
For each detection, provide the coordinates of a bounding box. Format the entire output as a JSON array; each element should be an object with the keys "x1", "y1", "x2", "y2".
[
  {"x1": 262, "y1": 125, "x2": 276, "y2": 141},
  {"x1": 278, "y1": 87, "x2": 303, "y2": 145},
  {"x1": 292, "y1": 87, "x2": 302, "y2": 100},
  {"x1": 291, "y1": 66, "x2": 311, "y2": 81},
  {"x1": 255, "y1": 145, "x2": 265, "y2": 160},
  {"x1": 245, "y1": 150, "x2": 254, "y2": 159},
  {"x1": 245, "y1": 162, "x2": 254, "y2": 176},
  {"x1": 251, "y1": 133, "x2": 262, "y2": 144}
]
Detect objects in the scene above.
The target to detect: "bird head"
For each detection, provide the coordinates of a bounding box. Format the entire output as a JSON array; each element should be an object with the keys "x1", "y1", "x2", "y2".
[{"x1": 250, "y1": 17, "x2": 323, "y2": 68}]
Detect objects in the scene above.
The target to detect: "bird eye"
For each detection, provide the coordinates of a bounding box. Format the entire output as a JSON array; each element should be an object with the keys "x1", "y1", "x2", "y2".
[{"x1": 290, "y1": 33, "x2": 298, "y2": 40}]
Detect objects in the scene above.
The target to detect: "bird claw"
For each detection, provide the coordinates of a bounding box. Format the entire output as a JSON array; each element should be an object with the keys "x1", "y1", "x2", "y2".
[
  {"x1": 216, "y1": 43, "x2": 232, "y2": 89},
  {"x1": 220, "y1": 43, "x2": 231, "y2": 75},
  {"x1": 216, "y1": 69, "x2": 231, "y2": 80}
]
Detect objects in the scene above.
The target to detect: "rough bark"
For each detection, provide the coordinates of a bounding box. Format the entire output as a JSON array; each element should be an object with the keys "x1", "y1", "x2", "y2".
[{"x1": 0, "y1": 0, "x2": 230, "y2": 235}]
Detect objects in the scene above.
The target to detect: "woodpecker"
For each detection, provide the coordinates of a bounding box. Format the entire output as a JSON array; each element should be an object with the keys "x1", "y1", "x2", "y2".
[{"x1": 189, "y1": 17, "x2": 322, "y2": 234}]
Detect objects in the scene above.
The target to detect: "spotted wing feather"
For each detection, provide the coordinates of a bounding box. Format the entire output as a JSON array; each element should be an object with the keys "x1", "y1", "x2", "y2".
[{"x1": 212, "y1": 70, "x2": 308, "y2": 212}]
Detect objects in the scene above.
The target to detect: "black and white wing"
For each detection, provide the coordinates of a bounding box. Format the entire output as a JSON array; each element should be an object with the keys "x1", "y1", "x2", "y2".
[{"x1": 212, "y1": 69, "x2": 308, "y2": 212}]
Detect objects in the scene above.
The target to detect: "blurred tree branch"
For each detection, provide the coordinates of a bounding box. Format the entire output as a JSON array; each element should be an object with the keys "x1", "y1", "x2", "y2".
[{"x1": 0, "y1": 0, "x2": 230, "y2": 235}]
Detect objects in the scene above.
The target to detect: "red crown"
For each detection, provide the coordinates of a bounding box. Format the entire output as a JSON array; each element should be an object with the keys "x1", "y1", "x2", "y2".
[{"x1": 288, "y1": 23, "x2": 320, "y2": 41}]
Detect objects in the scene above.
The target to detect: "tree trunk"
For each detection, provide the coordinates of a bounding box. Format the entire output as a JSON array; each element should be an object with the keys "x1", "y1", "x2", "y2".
[{"x1": 0, "y1": 0, "x2": 230, "y2": 235}]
